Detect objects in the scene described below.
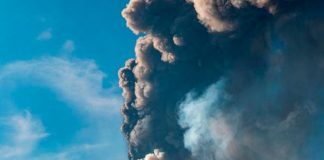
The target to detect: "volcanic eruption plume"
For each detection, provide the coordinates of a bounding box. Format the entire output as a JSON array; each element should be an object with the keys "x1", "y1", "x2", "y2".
[{"x1": 118, "y1": 0, "x2": 324, "y2": 159}]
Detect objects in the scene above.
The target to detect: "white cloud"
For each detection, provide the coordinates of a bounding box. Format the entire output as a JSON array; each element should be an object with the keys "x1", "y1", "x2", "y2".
[
  {"x1": 0, "y1": 57, "x2": 125, "y2": 160},
  {"x1": 0, "y1": 111, "x2": 48, "y2": 160},
  {"x1": 37, "y1": 28, "x2": 52, "y2": 41},
  {"x1": 62, "y1": 40, "x2": 75, "y2": 54},
  {"x1": 0, "y1": 57, "x2": 122, "y2": 115}
]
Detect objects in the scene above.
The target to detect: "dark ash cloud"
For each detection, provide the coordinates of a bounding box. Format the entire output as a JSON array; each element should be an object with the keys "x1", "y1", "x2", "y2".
[{"x1": 118, "y1": 0, "x2": 324, "y2": 159}]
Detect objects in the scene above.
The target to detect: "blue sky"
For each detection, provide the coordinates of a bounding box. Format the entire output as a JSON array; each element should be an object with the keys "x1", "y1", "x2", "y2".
[{"x1": 0, "y1": 0, "x2": 136, "y2": 159}]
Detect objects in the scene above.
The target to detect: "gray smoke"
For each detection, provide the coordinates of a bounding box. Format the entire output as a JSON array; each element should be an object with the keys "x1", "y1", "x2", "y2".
[{"x1": 118, "y1": 0, "x2": 324, "y2": 159}]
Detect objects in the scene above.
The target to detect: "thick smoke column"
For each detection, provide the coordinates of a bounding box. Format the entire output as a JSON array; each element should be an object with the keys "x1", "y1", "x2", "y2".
[{"x1": 118, "y1": 0, "x2": 324, "y2": 159}]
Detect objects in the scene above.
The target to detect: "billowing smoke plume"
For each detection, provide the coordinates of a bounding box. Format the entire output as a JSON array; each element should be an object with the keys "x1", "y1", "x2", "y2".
[{"x1": 118, "y1": 0, "x2": 324, "y2": 159}]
